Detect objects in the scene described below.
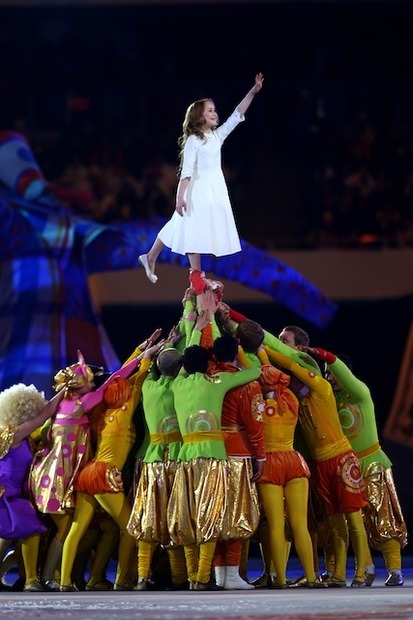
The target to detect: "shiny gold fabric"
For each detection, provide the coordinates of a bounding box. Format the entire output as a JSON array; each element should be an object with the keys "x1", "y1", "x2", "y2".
[
  {"x1": 220, "y1": 458, "x2": 260, "y2": 540},
  {"x1": 53, "y1": 362, "x2": 94, "y2": 400},
  {"x1": 363, "y1": 462, "x2": 408, "y2": 549},
  {"x1": 127, "y1": 460, "x2": 178, "y2": 545},
  {"x1": 0, "y1": 427, "x2": 14, "y2": 459},
  {"x1": 167, "y1": 458, "x2": 228, "y2": 546},
  {"x1": 30, "y1": 424, "x2": 91, "y2": 512}
]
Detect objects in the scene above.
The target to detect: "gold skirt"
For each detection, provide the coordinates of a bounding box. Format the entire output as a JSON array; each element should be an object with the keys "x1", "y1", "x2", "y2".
[
  {"x1": 127, "y1": 460, "x2": 177, "y2": 545},
  {"x1": 220, "y1": 457, "x2": 260, "y2": 540},
  {"x1": 363, "y1": 463, "x2": 408, "y2": 549},
  {"x1": 167, "y1": 458, "x2": 228, "y2": 546}
]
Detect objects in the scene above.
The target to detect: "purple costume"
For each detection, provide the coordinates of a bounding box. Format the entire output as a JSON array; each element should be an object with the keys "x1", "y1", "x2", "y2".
[{"x1": 0, "y1": 438, "x2": 46, "y2": 539}]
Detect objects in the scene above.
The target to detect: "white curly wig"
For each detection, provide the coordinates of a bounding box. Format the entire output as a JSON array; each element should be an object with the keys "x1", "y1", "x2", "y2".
[{"x1": 0, "y1": 383, "x2": 47, "y2": 428}]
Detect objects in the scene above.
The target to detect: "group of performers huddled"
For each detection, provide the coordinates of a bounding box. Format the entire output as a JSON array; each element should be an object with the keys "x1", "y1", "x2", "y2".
[
  {"x1": 0, "y1": 270, "x2": 408, "y2": 593},
  {"x1": 0, "y1": 72, "x2": 408, "y2": 594}
]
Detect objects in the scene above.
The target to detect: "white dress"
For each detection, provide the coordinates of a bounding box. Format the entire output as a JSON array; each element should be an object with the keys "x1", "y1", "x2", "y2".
[{"x1": 158, "y1": 109, "x2": 244, "y2": 257}]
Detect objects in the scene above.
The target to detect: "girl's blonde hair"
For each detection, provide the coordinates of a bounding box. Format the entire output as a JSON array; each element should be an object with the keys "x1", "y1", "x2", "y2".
[
  {"x1": 0, "y1": 383, "x2": 46, "y2": 428},
  {"x1": 177, "y1": 98, "x2": 214, "y2": 174}
]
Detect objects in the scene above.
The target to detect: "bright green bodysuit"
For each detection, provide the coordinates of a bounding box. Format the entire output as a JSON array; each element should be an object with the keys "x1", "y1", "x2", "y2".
[{"x1": 167, "y1": 327, "x2": 261, "y2": 586}]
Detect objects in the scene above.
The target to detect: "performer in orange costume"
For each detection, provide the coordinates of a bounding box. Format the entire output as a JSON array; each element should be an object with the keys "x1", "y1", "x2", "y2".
[{"x1": 256, "y1": 363, "x2": 324, "y2": 588}]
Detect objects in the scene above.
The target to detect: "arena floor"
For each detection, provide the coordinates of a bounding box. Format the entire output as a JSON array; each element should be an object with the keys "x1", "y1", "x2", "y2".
[{"x1": 1, "y1": 556, "x2": 412, "y2": 620}]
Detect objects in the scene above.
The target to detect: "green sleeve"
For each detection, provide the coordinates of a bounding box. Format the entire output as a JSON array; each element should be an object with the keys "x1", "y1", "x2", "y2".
[
  {"x1": 221, "y1": 366, "x2": 261, "y2": 390},
  {"x1": 181, "y1": 299, "x2": 196, "y2": 347},
  {"x1": 329, "y1": 357, "x2": 370, "y2": 401}
]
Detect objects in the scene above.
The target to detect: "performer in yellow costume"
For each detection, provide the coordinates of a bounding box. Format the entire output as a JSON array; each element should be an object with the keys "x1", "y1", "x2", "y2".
[
  {"x1": 256, "y1": 363, "x2": 324, "y2": 588},
  {"x1": 265, "y1": 346, "x2": 368, "y2": 588}
]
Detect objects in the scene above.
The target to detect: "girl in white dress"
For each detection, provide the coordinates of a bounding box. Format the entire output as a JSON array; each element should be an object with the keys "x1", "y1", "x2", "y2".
[{"x1": 138, "y1": 73, "x2": 264, "y2": 291}]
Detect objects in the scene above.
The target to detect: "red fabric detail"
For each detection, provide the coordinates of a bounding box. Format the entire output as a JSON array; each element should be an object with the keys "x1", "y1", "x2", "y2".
[
  {"x1": 259, "y1": 450, "x2": 310, "y2": 486},
  {"x1": 309, "y1": 347, "x2": 337, "y2": 364},
  {"x1": 310, "y1": 452, "x2": 367, "y2": 516},
  {"x1": 229, "y1": 308, "x2": 248, "y2": 323},
  {"x1": 189, "y1": 269, "x2": 207, "y2": 295}
]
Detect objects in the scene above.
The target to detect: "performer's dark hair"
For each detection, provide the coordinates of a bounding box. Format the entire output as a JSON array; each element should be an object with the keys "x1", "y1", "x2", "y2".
[
  {"x1": 282, "y1": 325, "x2": 310, "y2": 347},
  {"x1": 213, "y1": 334, "x2": 238, "y2": 362},
  {"x1": 181, "y1": 345, "x2": 209, "y2": 375}
]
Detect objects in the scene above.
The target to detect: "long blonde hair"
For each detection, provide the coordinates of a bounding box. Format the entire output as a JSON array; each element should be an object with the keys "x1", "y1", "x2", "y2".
[{"x1": 177, "y1": 98, "x2": 214, "y2": 174}]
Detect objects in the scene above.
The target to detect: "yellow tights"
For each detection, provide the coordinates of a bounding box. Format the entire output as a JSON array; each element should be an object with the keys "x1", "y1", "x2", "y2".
[
  {"x1": 380, "y1": 538, "x2": 402, "y2": 573},
  {"x1": 347, "y1": 510, "x2": 368, "y2": 581},
  {"x1": 137, "y1": 540, "x2": 157, "y2": 580},
  {"x1": 86, "y1": 516, "x2": 119, "y2": 586},
  {"x1": 137, "y1": 541, "x2": 186, "y2": 585},
  {"x1": 365, "y1": 537, "x2": 401, "y2": 573},
  {"x1": 327, "y1": 513, "x2": 348, "y2": 582},
  {"x1": 183, "y1": 540, "x2": 217, "y2": 584},
  {"x1": 259, "y1": 478, "x2": 316, "y2": 586},
  {"x1": 327, "y1": 510, "x2": 367, "y2": 582},
  {"x1": 21, "y1": 535, "x2": 41, "y2": 585},
  {"x1": 166, "y1": 546, "x2": 187, "y2": 585},
  {"x1": 42, "y1": 513, "x2": 73, "y2": 581},
  {"x1": 60, "y1": 492, "x2": 136, "y2": 588}
]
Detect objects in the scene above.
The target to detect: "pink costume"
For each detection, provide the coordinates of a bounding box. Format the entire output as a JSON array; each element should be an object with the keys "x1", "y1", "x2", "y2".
[{"x1": 30, "y1": 355, "x2": 140, "y2": 515}]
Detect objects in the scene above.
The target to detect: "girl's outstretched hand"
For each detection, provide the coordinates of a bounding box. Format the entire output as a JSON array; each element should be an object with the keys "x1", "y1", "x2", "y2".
[{"x1": 253, "y1": 72, "x2": 264, "y2": 93}]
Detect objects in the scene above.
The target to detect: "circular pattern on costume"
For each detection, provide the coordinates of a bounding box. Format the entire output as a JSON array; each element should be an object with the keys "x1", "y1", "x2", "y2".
[
  {"x1": 265, "y1": 403, "x2": 276, "y2": 417},
  {"x1": 185, "y1": 410, "x2": 218, "y2": 433},
  {"x1": 338, "y1": 403, "x2": 364, "y2": 442},
  {"x1": 337, "y1": 452, "x2": 364, "y2": 493},
  {"x1": 158, "y1": 414, "x2": 180, "y2": 434}
]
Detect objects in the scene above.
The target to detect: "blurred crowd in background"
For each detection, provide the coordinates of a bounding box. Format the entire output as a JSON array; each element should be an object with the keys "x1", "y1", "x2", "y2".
[{"x1": 1, "y1": 1, "x2": 413, "y2": 250}]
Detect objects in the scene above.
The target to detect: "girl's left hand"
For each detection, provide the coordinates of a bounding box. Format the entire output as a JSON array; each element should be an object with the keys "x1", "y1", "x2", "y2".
[{"x1": 176, "y1": 199, "x2": 186, "y2": 216}]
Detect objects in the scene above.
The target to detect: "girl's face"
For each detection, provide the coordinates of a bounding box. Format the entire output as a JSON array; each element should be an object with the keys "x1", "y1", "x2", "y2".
[{"x1": 201, "y1": 101, "x2": 219, "y2": 131}]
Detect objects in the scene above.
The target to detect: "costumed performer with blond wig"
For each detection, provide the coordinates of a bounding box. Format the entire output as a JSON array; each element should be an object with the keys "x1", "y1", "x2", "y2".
[{"x1": 0, "y1": 383, "x2": 63, "y2": 592}]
